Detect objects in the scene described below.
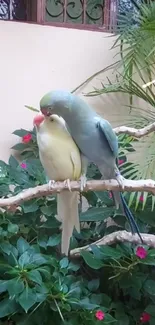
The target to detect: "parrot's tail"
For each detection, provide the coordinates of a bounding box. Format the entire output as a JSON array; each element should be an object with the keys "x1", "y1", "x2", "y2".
[
  {"x1": 57, "y1": 191, "x2": 80, "y2": 256},
  {"x1": 112, "y1": 191, "x2": 143, "y2": 242}
]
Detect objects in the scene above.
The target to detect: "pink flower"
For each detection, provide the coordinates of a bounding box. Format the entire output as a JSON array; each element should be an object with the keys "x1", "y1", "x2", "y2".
[
  {"x1": 20, "y1": 163, "x2": 27, "y2": 169},
  {"x1": 136, "y1": 246, "x2": 147, "y2": 259},
  {"x1": 95, "y1": 310, "x2": 105, "y2": 321},
  {"x1": 118, "y1": 159, "x2": 124, "y2": 165},
  {"x1": 139, "y1": 195, "x2": 144, "y2": 202},
  {"x1": 109, "y1": 192, "x2": 113, "y2": 199},
  {"x1": 140, "y1": 312, "x2": 151, "y2": 323},
  {"x1": 22, "y1": 133, "x2": 32, "y2": 144}
]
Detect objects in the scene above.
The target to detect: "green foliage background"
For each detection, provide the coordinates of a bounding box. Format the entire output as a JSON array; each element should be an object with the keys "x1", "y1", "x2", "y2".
[{"x1": 0, "y1": 127, "x2": 154, "y2": 325}]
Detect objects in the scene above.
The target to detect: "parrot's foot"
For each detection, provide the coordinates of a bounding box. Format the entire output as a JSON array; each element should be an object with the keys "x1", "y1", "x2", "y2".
[
  {"x1": 80, "y1": 174, "x2": 87, "y2": 192},
  {"x1": 115, "y1": 171, "x2": 125, "y2": 190},
  {"x1": 48, "y1": 180, "x2": 56, "y2": 190},
  {"x1": 63, "y1": 179, "x2": 72, "y2": 191}
]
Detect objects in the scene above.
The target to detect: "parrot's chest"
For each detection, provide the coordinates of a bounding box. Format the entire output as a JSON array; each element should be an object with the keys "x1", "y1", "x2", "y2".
[
  {"x1": 37, "y1": 133, "x2": 61, "y2": 176},
  {"x1": 37, "y1": 132, "x2": 77, "y2": 181}
]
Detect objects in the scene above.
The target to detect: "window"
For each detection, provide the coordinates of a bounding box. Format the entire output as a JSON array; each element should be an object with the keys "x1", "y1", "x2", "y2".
[
  {"x1": 0, "y1": 0, "x2": 27, "y2": 21},
  {"x1": 0, "y1": 0, "x2": 118, "y2": 32}
]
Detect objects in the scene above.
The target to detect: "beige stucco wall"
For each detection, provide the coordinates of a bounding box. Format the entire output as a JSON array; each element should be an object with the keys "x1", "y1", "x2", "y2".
[{"x1": 0, "y1": 20, "x2": 144, "y2": 162}]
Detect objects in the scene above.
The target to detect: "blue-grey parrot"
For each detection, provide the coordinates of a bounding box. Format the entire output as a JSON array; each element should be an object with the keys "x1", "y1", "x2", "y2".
[{"x1": 40, "y1": 90, "x2": 142, "y2": 240}]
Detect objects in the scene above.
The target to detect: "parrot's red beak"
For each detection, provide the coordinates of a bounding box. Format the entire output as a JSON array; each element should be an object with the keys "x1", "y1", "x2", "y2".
[
  {"x1": 33, "y1": 114, "x2": 45, "y2": 126},
  {"x1": 41, "y1": 107, "x2": 51, "y2": 116}
]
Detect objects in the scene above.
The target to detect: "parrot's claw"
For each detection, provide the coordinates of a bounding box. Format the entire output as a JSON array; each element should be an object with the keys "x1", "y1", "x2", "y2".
[
  {"x1": 48, "y1": 180, "x2": 56, "y2": 190},
  {"x1": 63, "y1": 179, "x2": 72, "y2": 191},
  {"x1": 80, "y1": 174, "x2": 87, "y2": 192},
  {"x1": 115, "y1": 172, "x2": 125, "y2": 190}
]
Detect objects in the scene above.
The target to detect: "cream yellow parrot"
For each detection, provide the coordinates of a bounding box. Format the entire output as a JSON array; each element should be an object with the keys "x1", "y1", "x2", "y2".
[{"x1": 33, "y1": 113, "x2": 81, "y2": 255}]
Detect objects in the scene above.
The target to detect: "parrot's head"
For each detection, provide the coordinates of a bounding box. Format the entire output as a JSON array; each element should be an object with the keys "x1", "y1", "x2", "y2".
[
  {"x1": 33, "y1": 113, "x2": 67, "y2": 134},
  {"x1": 40, "y1": 90, "x2": 72, "y2": 117}
]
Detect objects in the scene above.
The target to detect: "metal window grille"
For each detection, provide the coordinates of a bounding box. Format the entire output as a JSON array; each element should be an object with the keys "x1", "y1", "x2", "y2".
[{"x1": 37, "y1": 0, "x2": 118, "y2": 32}]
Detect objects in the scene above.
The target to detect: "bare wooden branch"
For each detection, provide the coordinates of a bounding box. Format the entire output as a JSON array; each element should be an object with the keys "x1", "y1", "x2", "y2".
[
  {"x1": 114, "y1": 123, "x2": 155, "y2": 138},
  {"x1": 70, "y1": 230, "x2": 155, "y2": 256},
  {"x1": 0, "y1": 178, "x2": 155, "y2": 209}
]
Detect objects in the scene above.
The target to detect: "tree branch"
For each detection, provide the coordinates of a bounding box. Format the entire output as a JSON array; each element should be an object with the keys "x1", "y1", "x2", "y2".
[
  {"x1": 114, "y1": 123, "x2": 155, "y2": 137},
  {"x1": 0, "y1": 178, "x2": 155, "y2": 209},
  {"x1": 70, "y1": 230, "x2": 155, "y2": 256}
]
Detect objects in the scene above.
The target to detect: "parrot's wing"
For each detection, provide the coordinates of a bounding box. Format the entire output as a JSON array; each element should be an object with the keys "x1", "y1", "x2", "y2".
[
  {"x1": 70, "y1": 151, "x2": 81, "y2": 179},
  {"x1": 97, "y1": 118, "x2": 118, "y2": 158}
]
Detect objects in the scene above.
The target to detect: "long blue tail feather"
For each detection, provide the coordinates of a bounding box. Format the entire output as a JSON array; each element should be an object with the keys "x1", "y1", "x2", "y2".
[{"x1": 120, "y1": 193, "x2": 143, "y2": 242}]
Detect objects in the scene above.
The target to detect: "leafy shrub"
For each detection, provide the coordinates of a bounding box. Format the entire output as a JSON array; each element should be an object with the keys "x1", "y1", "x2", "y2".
[{"x1": 0, "y1": 128, "x2": 154, "y2": 324}]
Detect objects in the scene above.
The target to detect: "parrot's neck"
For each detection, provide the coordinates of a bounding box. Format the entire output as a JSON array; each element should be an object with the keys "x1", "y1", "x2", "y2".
[{"x1": 53, "y1": 100, "x2": 95, "y2": 129}]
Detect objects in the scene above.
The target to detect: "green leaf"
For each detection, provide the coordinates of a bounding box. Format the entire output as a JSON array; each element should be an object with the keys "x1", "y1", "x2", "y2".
[
  {"x1": 7, "y1": 251, "x2": 18, "y2": 267},
  {"x1": 105, "y1": 314, "x2": 117, "y2": 323},
  {"x1": 148, "y1": 249, "x2": 155, "y2": 257},
  {"x1": 0, "y1": 242, "x2": 17, "y2": 255},
  {"x1": 98, "y1": 293, "x2": 111, "y2": 307},
  {"x1": 40, "y1": 217, "x2": 60, "y2": 229},
  {"x1": 79, "y1": 297, "x2": 99, "y2": 310},
  {"x1": 95, "y1": 191, "x2": 114, "y2": 206},
  {"x1": 12, "y1": 129, "x2": 32, "y2": 137},
  {"x1": 11, "y1": 143, "x2": 29, "y2": 151},
  {"x1": 47, "y1": 234, "x2": 61, "y2": 247},
  {"x1": 40, "y1": 205, "x2": 54, "y2": 216},
  {"x1": 88, "y1": 279, "x2": 100, "y2": 292},
  {"x1": 68, "y1": 262, "x2": 80, "y2": 272},
  {"x1": 29, "y1": 253, "x2": 47, "y2": 267},
  {"x1": 18, "y1": 251, "x2": 31, "y2": 268},
  {"x1": 38, "y1": 235, "x2": 48, "y2": 249},
  {"x1": 18, "y1": 287, "x2": 37, "y2": 312},
  {"x1": 150, "y1": 317, "x2": 155, "y2": 325},
  {"x1": 0, "y1": 280, "x2": 10, "y2": 293},
  {"x1": 115, "y1": 309, "x2": 129, "y2": 325},
  {"x1": 80, "y1": 207, "x2": 114, "y2": 222},
  {"x1": 9, "y1": 155, "x2": 19, "y2": 168},
  {"x1": 143, "y1": 280, "x2": 155, "y2": 295},
  {"x1": 17, "y1": 237, "x2": 30, "y2": 255},
  {"x1": 27, "y1": 270, "x2": 42, "y2": 285},
  {"x1": 8, "y1": 223, "x2": 19, "y2": 234},
  {"x1": 37, "y1": 266, "x2": 51, "y2": 279},
  {"x1": 145, "y1": 304, "x2": 155, "y2": 317},
  {"x1": 0, "y1": 298, "x2": 18, "y2": 317},
  {"x1": 22, "y1": 201, "x2": 39, "y2": 213},
  {"x1": 60, "y1": 257, "x2": 69, "y2": 269},
  {"x1": 81, "y1": 251, "x2": 104, "y2": 269},
  {"x1": 99, "y1": 245, "x2": 123, "y2": 259},
  {"x1": 7, "y1": 278, "x2": 24, "y2": 297},
  {"x1": 0, "y1": 184, "x2": 10, "y2": 196}
]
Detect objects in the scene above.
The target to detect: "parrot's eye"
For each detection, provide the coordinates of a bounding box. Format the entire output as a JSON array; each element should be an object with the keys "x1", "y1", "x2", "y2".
[{"x1": 50, "y1": 118, "x2": 54, "y2": 122}]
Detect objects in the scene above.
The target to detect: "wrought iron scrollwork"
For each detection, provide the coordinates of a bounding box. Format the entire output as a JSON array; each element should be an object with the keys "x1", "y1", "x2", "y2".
[
  {"x1": 0, "y1": 0, "x2": 27, "y2": 21},
  {"x1": 46, "y1": 0, "x2": 105, "y2": 25}
]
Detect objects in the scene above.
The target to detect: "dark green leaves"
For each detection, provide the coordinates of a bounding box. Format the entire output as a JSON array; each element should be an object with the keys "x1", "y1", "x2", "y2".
[
  {"x1": 0, "y1": 298, "x2": 18, "y2": 318},
  {"x1": 17, "y1": 237, "x2": 30, "y2": 255},
  {"x1": 18, "y1": 287, "x2": 37, "y2": 312},
  {"x1": 80, "y1": 207, "x2": 114, "y2": 222},
  {"x1": 88, "y1": 279, "x2": 100, "y2": 292},
  {"x1": 81, "y1": 251, "x2": 104, "y2": 269},
  {"x1": 27, "y1": 270, "x2": 42, "y2": 285},
  {"x1": 47, "y1": 234, "x2": 61, "y2": 247},
  {"x1": 143, "y1": 280, "x2": 155, "y2": 295},
  {"x1": 7, "y1": 278, "x2": 25, "y2": 297}
]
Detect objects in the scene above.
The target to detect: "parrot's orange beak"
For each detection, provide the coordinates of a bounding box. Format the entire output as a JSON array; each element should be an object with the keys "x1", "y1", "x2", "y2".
[{"x1": 33, "y1": 114, "x2": 45, "y2": 126}]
